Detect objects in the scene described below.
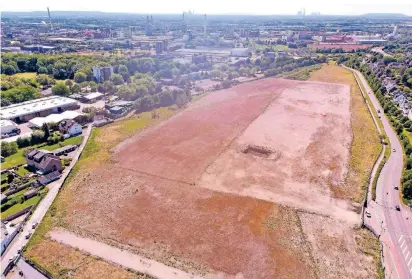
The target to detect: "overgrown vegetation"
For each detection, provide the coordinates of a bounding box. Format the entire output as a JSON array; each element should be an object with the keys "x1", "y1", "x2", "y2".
[{"x1": 280, "y1": 64, "x2": 322, "y2": 80}]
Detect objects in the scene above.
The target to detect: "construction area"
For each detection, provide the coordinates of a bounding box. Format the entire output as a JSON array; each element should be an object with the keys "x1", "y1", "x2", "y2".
[{"x1": 26, "y1": 76, "x2": 380, "y2": 279}]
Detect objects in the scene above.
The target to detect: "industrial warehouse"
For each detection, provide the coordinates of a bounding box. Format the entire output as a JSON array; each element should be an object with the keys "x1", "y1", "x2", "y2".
[{"x1": 0, "y1": 96, "x2": 80, "y2": 123}]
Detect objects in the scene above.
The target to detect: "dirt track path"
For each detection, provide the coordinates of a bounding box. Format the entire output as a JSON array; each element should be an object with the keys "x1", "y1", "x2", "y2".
[{"x1": 49, "y1": 229, "x2": 222, "y2": 279}]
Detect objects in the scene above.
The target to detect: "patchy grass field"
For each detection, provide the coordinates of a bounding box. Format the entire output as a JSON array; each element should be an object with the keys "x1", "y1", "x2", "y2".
[
  {"x1": 25, "y1": 240, "x2": 152, "y2": 279},
  {"x1": 280, "y1": 64, "x2": 322, "y2": 80},
  {"x1": 13, "y1": 72, "x2": 37, "y2": 79},
  {"x1": 310, "y1": 64, "x2": 381, "y2": 202}
]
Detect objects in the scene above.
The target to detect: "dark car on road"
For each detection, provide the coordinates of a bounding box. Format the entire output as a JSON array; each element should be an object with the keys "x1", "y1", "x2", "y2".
[{"x1": 395, "y1": 205, "x2": 401, "y2": 211}]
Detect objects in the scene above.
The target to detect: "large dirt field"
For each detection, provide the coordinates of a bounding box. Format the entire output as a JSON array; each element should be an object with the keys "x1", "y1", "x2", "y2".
[
  {"x1": 197, "y1": 81, "x2": 357, "y2": 223},
  {"x1": 26, "y1": 74, "x2": 380, "y2": 279}
]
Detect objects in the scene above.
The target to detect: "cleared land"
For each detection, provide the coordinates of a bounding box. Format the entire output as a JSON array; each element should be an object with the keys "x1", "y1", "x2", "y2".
[
  {"x1": 197, "y1": 80, "x2": 356, "y2": 223},
  {"x1": 26, "y1": 76, "x2": 379, "y2": 279},
  {"x1": 309, "y1": 64, "x2": 381, "y2": 202}
]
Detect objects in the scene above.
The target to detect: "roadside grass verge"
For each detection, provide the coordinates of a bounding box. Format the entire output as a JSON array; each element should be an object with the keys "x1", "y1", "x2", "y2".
[
  {"x1": 371, "y1": 144, "x2": 391, "y2": 200},
  {"x1": 309, "y1": 64, "x2": 381, "y2": 203},
  {"x1": 349, "y1": 69, "x2": 391, "y2": 201},
  {"x1": 355, "y1": 227, "x2": 385, "y2": 279}
]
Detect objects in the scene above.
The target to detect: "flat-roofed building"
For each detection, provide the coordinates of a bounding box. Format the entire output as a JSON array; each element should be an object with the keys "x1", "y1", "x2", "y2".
[
  {"x1": 0, "y1": 120, "x2": 19, "y2": 135},
  {"x1": 0, "y1": 96, "x2": 79, "y2": 123}
]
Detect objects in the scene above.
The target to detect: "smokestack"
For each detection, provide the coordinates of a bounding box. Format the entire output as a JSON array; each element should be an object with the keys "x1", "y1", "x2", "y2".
[
  {"x1": 182, "y1": 12, "x2": 186, "y2": 33},
  {"x1": 47, "y1": 7, "x2": 52, "y2": 31},
  {"x1": 204, "y1": 14, "x2": 207, "y2": 38}
]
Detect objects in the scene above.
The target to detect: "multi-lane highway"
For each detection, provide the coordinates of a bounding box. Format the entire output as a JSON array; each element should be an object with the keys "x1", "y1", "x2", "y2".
[{"x1": 353, "y1": 69, "x2": 412, "y2": 279}]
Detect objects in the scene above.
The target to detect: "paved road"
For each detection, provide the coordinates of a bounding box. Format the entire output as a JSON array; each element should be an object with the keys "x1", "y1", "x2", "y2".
[
  {"x1": 1, "y1": 125, "x2": 93, "y2": 276},
  {"x1": 9, "y1": 259, "x2": 48, "y2": 279},
  {"x1": 353, "y1": 69, "x2": 412, "y2": 279}
]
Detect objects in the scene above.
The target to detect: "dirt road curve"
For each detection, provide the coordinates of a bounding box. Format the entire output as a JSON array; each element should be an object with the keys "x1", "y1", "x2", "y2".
[
  {"x1": 353, "y1": 68, "x2": 412, "y2": 279},
  {"x1": 50, "y1": 229, "x2": 222, "y2": 279}
]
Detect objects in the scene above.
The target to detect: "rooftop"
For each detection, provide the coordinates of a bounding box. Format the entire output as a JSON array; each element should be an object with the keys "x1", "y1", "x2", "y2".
[
  {"x1": 84, "y1": 92, "x2": 104, "y2": 100},
  {"x1": 0, "y1": 96, "x2": 78, "y2": 120},
  {"x1": 29, "y1": 111, "x2": 83, "y2": 127},
  {"x1": 0, "y1": 119, "x2": 17, "y2": 127}
]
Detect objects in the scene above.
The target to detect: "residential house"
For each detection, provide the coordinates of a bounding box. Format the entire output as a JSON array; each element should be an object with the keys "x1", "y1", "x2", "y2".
[
  {"x1": 26, "y1": 150, "x2": 63, "y2": 174},
  {"x1": 58, "y1": 120, "x2": 82, "y2": 137},
  {"x1": 38, "y1": 170, "x2": 61, "y2": 185}
]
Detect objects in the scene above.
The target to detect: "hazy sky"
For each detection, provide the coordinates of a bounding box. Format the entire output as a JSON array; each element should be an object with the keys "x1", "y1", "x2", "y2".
[{"x1": 1, "y1": 0, "x2": 412, "y2": 15}]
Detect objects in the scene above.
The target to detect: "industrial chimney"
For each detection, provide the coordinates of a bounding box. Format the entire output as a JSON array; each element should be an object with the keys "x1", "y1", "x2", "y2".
[{"x1": 204, "y1": 14, "x2": 207, "y2": 38}]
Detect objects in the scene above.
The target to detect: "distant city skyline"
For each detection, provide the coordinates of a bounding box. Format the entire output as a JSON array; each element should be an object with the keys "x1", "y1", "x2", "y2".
[{"x1": 1, "y1": 0, "x2": 412, "y2": 16}]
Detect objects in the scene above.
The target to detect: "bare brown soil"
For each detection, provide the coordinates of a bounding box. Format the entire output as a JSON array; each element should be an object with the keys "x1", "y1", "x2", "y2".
[
  {"x1": 114, "y1": 79, "x2": 291, "y2": 183},
  {"x1": 65, "y1": 157, "x2": 316, "y2": 278},
  {"x1": 26, "y1": 77, "x2": 378, "y2": 279},
  {"x1": 299, "y1": 212, "x2": 377, "y2": 279},
  {"x1": 198, "y1": 81, "x2": 357, "y2": 223}
]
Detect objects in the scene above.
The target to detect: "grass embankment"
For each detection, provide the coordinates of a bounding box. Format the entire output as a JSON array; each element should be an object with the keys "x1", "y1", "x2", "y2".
[
  {"x1": 311, "y1": 64, "x2": 383, "y2": 279},
  {"x1": 309, "y1": 64, "x2": 381, "y2": 202},
  {"x1": 350, "y1": 70, "x2": 391, "y2": 201},
  {"x1": 25, "y1": 106, "x2": 180, "y2": 278},
  {"x1": 2, "y1": 136, "x2": 83, "y2": 169},
  {"x1": 356, "y1": 228, "x2": 385, "y2": 279}
]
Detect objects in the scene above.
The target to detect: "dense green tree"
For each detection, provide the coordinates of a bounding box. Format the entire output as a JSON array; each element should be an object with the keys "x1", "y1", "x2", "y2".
[
  {"x1": 52, "y1": 82, "x2": 70, "y2": 96},
  {"x1": 118, "y1": 65, "x2": 128, "y2": 74},
  {"x1": 159, "y1": 90, "x2": 174, "y2": 106},
  {"x1": 110, "y1": 74, "x2": 124, "y2": 85},
  {"x1": 71, "y1": 83, "x2": 81, "y2": 93},
  {"x1": 406, "y1": 158, "x2": 412, "y2": 170},
  {"x1": 1, "y1": 85, "x2": 38, "y2": 105},
  {"x1": 2, "y1": 64, "x2": 17, "y2": 75},
  {"x1": 403, "y1": 180, "x2": 412, "y2": 200},
  {"x1": 139, "y1": 95, "x2": 154, "y2": 111},
  {"x1": 31, "y1": 130, "x2": 45, "y2": 145},
  {"x1": 74, "y1": 71, "x2": 87, "y2": 83},
  {"x1": 65, "y1": 79, "x2": 74, "y2": 88},
  {"x1": 35, "y1": 74, "x2": 54, "y2": 86},
  {"x1": 37, "y1": 67, "x2": 48, "y2": 74},
  {"x1": 103, "y1": 81, "x2": 115, "y2": 94},
  {"x1": 0, "y1": 141, "x2": 18, "y2": 157},
  {"x1": 42, "y1": 123, "x2": 50, "y2": 140}
]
